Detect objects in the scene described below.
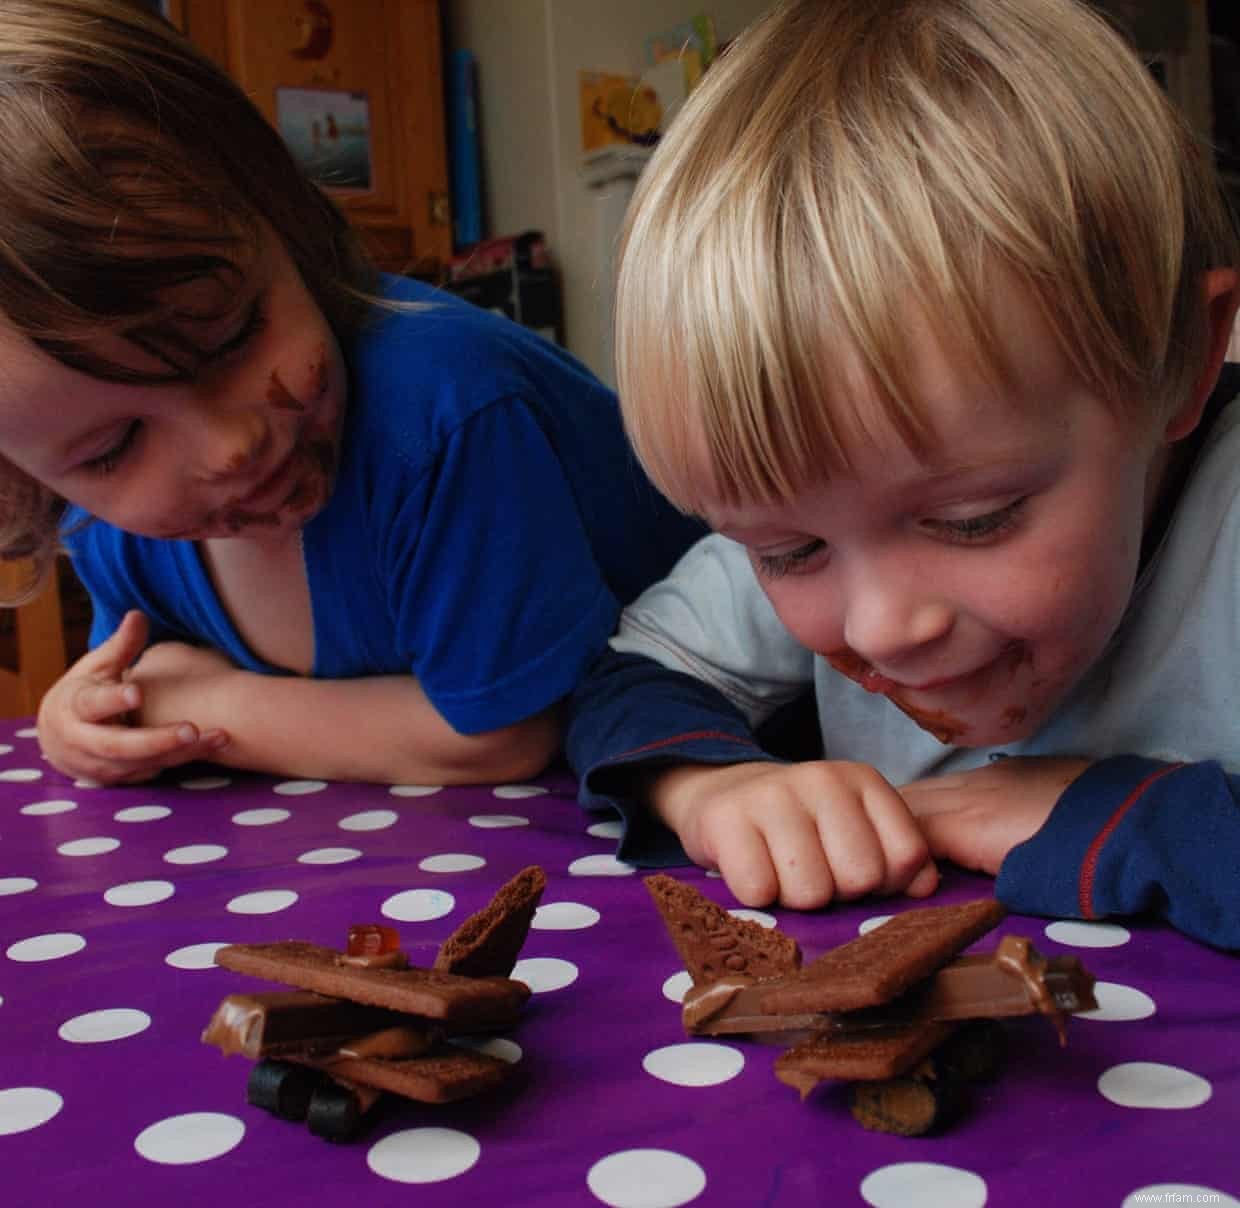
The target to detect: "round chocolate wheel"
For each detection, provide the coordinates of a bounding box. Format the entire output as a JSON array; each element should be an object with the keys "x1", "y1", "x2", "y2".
[
  {"x1": 849, "y1": 1066, "x2": 966, "y2": 1136},
  {"x1": 306, "y1": 1081, "x2": 369, "y2": 1142},
  {"x1": 246, "y1": 1059, "x2": 324, "y2": 1121}
]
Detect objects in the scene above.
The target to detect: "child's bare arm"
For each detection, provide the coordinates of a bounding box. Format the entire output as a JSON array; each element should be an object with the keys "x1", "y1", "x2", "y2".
[
  {"x1": 649, "y1": 759, "x2": 939, "y2": 909},
  {"x1": 36, "y1": 611, "x2": 230, "y2": 785},
  {"x1": 128, "y1": 643, "x2": 562, "y2": 784}
]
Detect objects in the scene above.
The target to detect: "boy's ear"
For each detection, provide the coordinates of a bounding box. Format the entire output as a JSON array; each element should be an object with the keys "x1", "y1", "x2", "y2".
[{"x1": 1164, "y1": 267, "x2": 1240, "y2": 443}]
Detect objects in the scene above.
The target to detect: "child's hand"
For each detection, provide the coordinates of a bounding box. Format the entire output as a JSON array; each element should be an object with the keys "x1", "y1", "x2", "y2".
[
  {"x1": 651, "y1": 760, "x2": 939, "y2": 909},
  {"x1": 36, "y1": 611, "x2": 229, "y2": 785},
  {"x1": 902, "y1": 756, "x2": 1092, "y2": 875}
]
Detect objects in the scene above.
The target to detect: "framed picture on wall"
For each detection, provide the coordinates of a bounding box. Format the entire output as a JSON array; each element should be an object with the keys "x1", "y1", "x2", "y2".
[{"x1": 275, "y1": 87, "x2": 373, "y2": 192}]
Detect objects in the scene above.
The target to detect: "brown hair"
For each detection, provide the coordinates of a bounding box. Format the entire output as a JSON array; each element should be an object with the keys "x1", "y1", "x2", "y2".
[
  {"x1": 616, "y1": 0, "x2": 1240, "y2": 513},
  {"x1": 0, "y1": 0, "x2": 378, "y2": 597}
]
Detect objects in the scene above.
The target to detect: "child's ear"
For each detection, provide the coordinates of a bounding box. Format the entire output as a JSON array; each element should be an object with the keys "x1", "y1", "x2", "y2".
[{"x1": 1164, "y1": 267, "x2": 1240, "y2": 442}]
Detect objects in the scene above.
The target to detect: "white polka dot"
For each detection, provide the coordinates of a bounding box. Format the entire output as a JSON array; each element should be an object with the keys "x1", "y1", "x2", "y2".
[
  {"x1": 705, "y1": 869, "x2": 722, "y2": 878},
  {"x1": 389, "y1": 784, "x2": 443, "y2": 797},
  {"x1": 1045, "y1": 920, "x2": 1131, "y2": 948},
  {"x1": 587, "y1": 1148, "x2": 707, "y2": 1208},
  {"x1": 468, "y1": 814, "x2": 530, "y2": 829},
  {"x1": 14, "y1": 726, "x2": 37, "y2": 739},
  {"x1": 1097, "y1": 1062, "x2": 1212, "y2": 1109},
  {"x1": 643, "y1": 1042, "x2": 744, "y2": 1087},
  {"x1": 273, "y1": 779, "x2": 326, "y2": 796},
  {"x1": 382, "y1": 888, "x2": 455, "y2": 922},
  {"x1": 1078, "y1": 982, "x2": 1157, "y2": 1023},
  {"x1": 0, "y1": 767, "x2": 42, "y2": 782},
  {"x1": 105, "y1": 880, "x2": 175, "y2": 907},
  {"x1": 59, "y1": 1007, "x2": 151, "y2": 1044},
  {"x1": 861, "y1": 1163, "x2": 987, "y2": 1208},
  {"x1": 179, "y1": 775, "x2": 231, "y2": 791},
  {"x1": 729, "y1": 908, "x2": 776, "y2": 928},
  {"x1": 492, "y1": 784, "x2": 548, "y2": 799},
  {"x1": 0, "y1": 1087, "x2": 63, "y2": 1135},
  {"x1": 339, "y1": 809, "x2": 398, "y2": 831},
  {"x1": 511, "y1": 956, "x2": 578, "y2": 993},
  {"x1": 859, "y1": 914, "x2": 894, "y2": 935},
  {"x1": 1122, "y1": 1186, "x2": 1239, "y2": 1208},
  {"x1": 58, "y1": 836, "x2": 120, "y2": 856},
  {"x1": 20, "y1": 799, "x2": 76, "y2": 816},
  {"x1": 113, "y1": 805, "x2": 172, "y2": 822},
  {"x1": 569, "y1": 853, "x2": 636, "y2": 877},
  {"x1": 227, "y1": 889, "x2": 298, "y2": 915},
  {"x1": 134, "y1": 1112, "x2": 245, "y2": 1164},
  {"x1": 0, "y1": 743, "x2": 11, "y2": 754},
  {"x1": 662, "y1": 971, "x2": 692, "y2": 1004},
  {"x1": 586, "y1": 819, "x2": 623, "y2": 840},
  {"x1": 231, "y1": 807, "x2": 291, "y2": 826},
  {"x1": 164, "y1": 844, "x2": 228, "y2": 865},
  {"x1": 367, "y1": 1127, "x2": 480, "y2": 1184},
  {"x1": 419, "y1": 853, "x2": 486, "y2": 873},
  {"x1": 532, "y1": 902, "x2": 600, "y2": 931},
  {"x1": 298, "y1": 847, "x2": 362, "y2": 865},
  {"x1": 165, "y1": 942, "x2": 227, "y2": 970},
  {"x1": 7, "y1": 932, "x2": 86, "y2": 962},
  {"x1": 0, "y1": 878, "x2": 37, "y2": 896},
  {"x1": 452, "y1": 1036, "x2": 522, "y2": 1064}
]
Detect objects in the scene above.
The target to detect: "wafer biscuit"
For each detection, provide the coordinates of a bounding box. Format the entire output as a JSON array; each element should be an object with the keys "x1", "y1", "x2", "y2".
[
  {"x1": 435, "y1": 865, "x2": 546, "y2": 978},
  {"x1": 645, "y1": 874, "x2": 801, "y2": 984}
]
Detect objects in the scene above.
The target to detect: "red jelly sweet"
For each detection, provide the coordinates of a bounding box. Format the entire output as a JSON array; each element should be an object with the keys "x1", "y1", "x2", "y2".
[{"x1": 347, "y1": 923, "x2": 401, "y2": 957}]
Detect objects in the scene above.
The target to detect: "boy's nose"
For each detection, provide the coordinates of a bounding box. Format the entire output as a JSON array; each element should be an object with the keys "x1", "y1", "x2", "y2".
[{"x1": 841, "y1": 571, "x2": 954, "y2": 669}]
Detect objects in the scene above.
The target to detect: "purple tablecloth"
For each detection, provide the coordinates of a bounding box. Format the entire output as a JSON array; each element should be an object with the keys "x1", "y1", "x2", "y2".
[{"x1": 1, "y1": 716, "x2": 1236, "y2": 1208}]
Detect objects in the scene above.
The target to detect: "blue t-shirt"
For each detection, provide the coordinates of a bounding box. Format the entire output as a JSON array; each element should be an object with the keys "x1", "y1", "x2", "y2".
[{"x1": 63, "y1": 275, "x2": 704, "y2": 734}]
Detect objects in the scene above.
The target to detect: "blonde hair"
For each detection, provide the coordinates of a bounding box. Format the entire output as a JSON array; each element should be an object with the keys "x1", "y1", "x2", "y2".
[
  {"x1": 0, "y1": 0, "x2": 377, "y2": 600},
  {"x1": 616, "y1": 0, "x2": 1240, "y2": 513}
]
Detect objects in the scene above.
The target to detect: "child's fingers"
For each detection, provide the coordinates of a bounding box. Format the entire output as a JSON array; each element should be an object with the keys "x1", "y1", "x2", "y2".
[
  {"x1": 71, "y1": 725, "x2": 229, "y2": 785},
  {"x1": 78, "y1": 610, "x2": 149, "y2": 678},
  {"x1": 74, "y1": 680, "x2": 141, "y2": 725},
  {"x1": 761, "y1": 809, "x2": 835, "y2": 909},
  {"x1": 850, "y1": 780, "x2": 937, "y2": 896},
  {"x1": 712, "y1": 819, "x2": 780, "y2": 908}
]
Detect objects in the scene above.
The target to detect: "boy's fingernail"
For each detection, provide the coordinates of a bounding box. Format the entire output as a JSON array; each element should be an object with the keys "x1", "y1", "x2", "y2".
[
  {"x1": 122, "y1": 685, "x2": 140, "y2": 708},
  {"x1": 177, "y1": 725, "x2": 197, "y2": 744},
  {"x1": 207, "y1": 732, "x2": 230, "y2": 750}
]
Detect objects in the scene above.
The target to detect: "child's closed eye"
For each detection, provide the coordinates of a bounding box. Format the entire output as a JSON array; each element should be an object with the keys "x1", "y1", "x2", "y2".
[
  {"x1": 83, "y1": 420, "x2": 141, "y2": 475},
  {"x1": 920, "y1": 497, "x2": 1028, "y2": 543},
  {"x1": 753, "y1": 539, "x2": 827, "y2": 579}
]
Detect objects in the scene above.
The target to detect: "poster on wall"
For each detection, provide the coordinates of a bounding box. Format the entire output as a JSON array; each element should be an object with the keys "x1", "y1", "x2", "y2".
[{"x1": 276, "y1": 87, "x2": 373, "y2": 192}]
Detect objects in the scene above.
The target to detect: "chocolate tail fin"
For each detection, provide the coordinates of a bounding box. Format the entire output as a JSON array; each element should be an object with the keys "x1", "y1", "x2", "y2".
[
  {"x1": 434, "y1": 865, "x2": 547, "y2": 978},
  {"x1": 644, "y1": 874, "x2": 801, "y2": 984}
]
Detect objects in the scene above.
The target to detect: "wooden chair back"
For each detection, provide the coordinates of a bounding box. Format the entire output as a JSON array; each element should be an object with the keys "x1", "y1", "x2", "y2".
[{"x1": 0, "y1": 559, "x2": 67, "y2": 719}]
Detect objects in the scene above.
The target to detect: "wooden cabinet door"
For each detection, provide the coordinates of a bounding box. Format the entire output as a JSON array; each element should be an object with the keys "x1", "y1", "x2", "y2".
[{"x1": 181, "y1": 0, "x2": 450, "y2": 274}]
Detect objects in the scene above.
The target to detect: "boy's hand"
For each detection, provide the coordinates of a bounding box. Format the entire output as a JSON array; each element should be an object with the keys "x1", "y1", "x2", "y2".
[
  {"x1": 903, "y1": 756, "x2": 1091, "y2": 874},
  {"x1": 36, "y1": 611, "x2": 229, "y2": 785},
  {"x1": 651, "y1": 760, "x2": 939, "y2": 909}
]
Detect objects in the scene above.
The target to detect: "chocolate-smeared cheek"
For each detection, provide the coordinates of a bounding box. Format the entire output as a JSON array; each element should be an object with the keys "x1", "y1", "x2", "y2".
[{"x1": 267, "y1": 369, "x2": 305, "y2": 412}]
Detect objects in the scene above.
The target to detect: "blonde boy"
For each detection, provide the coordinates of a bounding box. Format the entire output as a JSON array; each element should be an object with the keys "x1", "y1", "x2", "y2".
[{"x1": 567, "y1": 0, "x2": 1240, "y2": 948}]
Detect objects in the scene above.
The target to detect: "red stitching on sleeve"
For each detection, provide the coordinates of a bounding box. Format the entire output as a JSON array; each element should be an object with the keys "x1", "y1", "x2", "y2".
[
  {"x1": 609, "y1": 731, "x2": 760, "y2": 762},
  {"x1": 1078, "y1": 762, "x2": 1183, "y2": 918}
]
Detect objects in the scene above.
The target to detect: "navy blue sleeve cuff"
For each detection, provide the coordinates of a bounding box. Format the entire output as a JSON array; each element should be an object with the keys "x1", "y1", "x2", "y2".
[
  {"x1": 997, "y1": 755, "x2": 1240, "y2": 950},
  {"x1": 566, "y1": 649, "x2": 778, "y2": 866}
]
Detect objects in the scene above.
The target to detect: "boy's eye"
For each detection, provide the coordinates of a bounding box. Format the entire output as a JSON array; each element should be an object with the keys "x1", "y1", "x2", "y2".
[
  {"x1": 83, "y1": 421, "x2": 141, "y2": 475},
  {"x1": 753, "y1": 539, "x2": 827, "y2": 579},
  {"x1": 922, "y1": 497, "x2": 1028, "y2": 542}
]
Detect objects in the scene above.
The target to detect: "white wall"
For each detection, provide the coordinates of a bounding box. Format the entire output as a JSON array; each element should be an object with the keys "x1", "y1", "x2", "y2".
[{"x1": 445, "y1": 1, "x2": 773, "y2": 384}]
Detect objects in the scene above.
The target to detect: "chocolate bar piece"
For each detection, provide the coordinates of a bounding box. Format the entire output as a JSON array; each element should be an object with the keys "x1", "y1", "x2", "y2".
[
  {"x1": 775, "y1": 1020, "x2": 956, "y2": 1093},
  {"x1": 644, "y1": 874, "x2": 801, "y2": 984},
  {"x1": 759, "y1": 898, "x2": 1005, "y2": 1015},
  {"x1": 294, "y1": 1044, "x2": 513, "y2": 1104},
  {"x1": 202, "y1": 991, "x2": 415, "y2": 1059},
  {"x1": 435, "y1": 865, "x2": 546, "y2": 978},
  {"x1": 214, "y1": 941, "x2": 529, "y2": 1026}
]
